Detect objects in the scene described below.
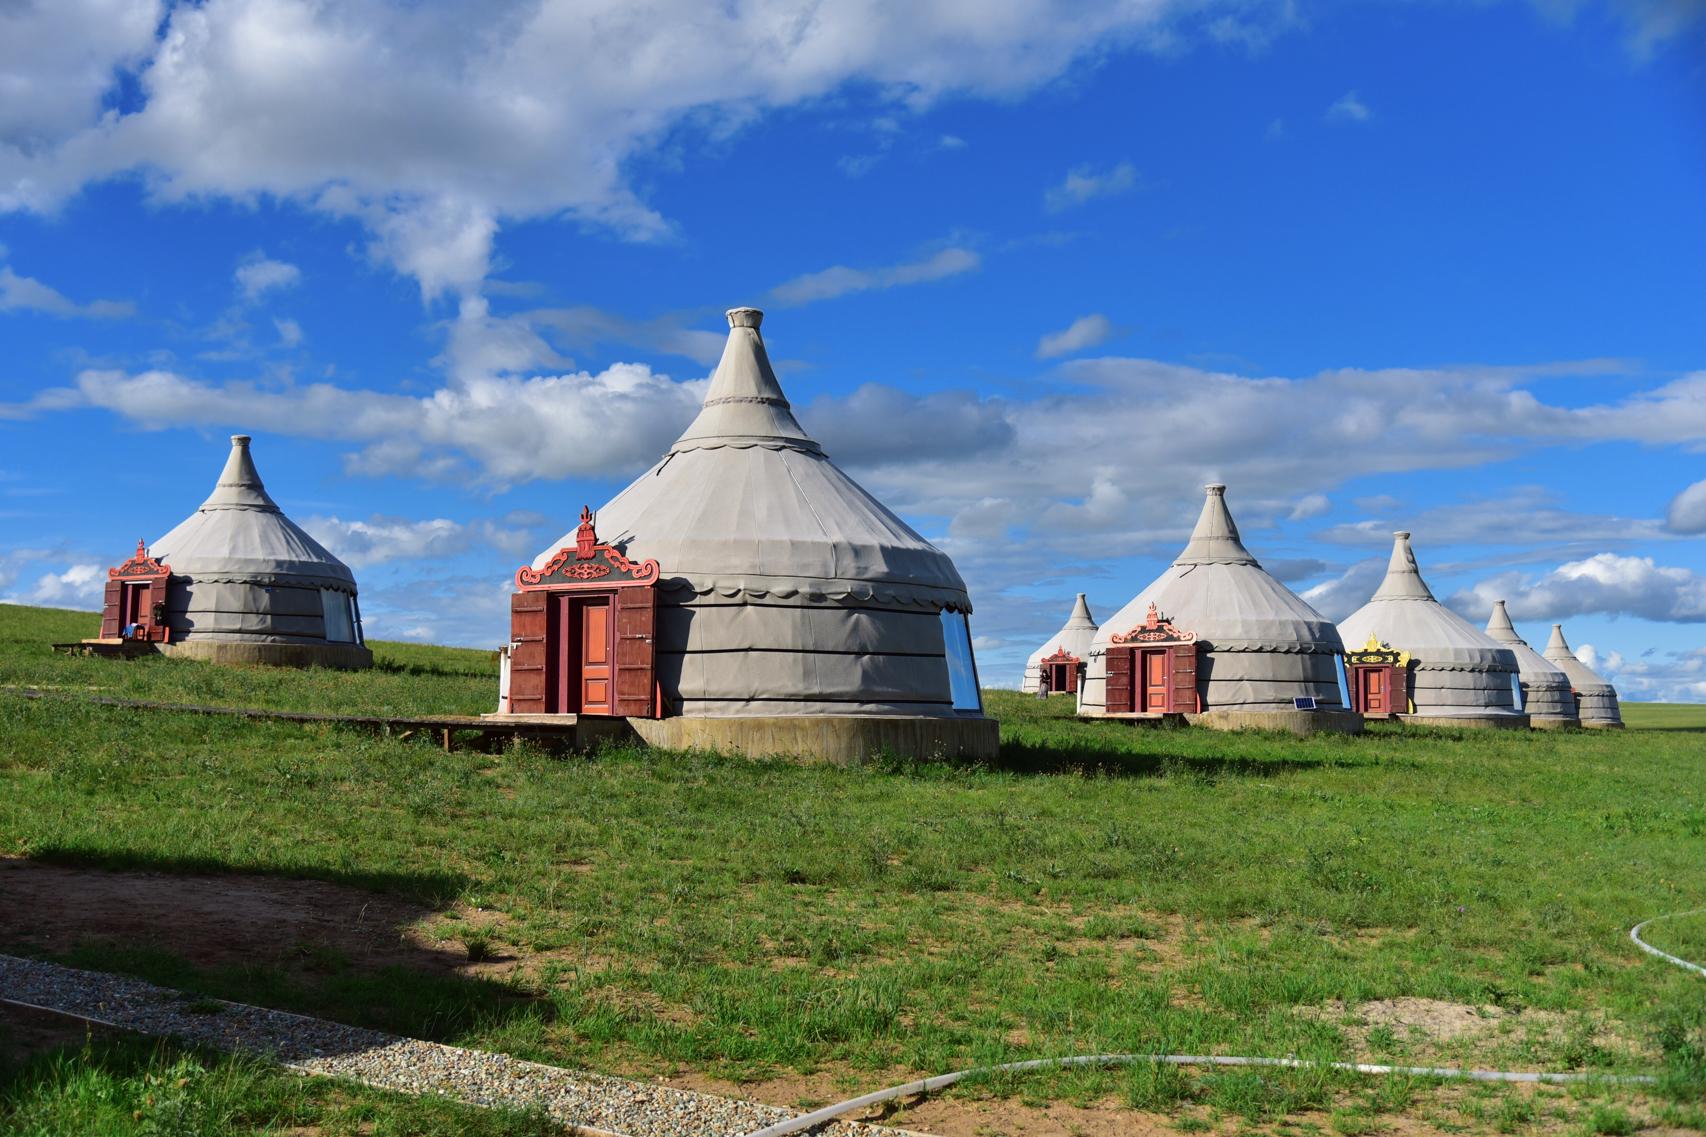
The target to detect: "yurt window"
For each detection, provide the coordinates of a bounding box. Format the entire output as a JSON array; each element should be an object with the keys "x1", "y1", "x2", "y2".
[
  {"x1": 940, "y1": 611, "x2": 983, "y2": 713},
  {"x1": 321, "y1": 589, "x2": 357, "y2": 643}
]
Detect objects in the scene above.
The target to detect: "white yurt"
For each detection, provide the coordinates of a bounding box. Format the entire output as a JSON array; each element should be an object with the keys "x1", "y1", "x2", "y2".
[
  {"x1": 1543, "y1": 624, "x2": 1624, "y2": 728},
  {"x1": 501, "y1": 307, "x2": 996, "y2": 762},
  {"x1": 100, "y1": 435, "x2": 370, "y2": 668},
  {"x1": 1337, "y1": 532, "x2": 1525, "y2": 727},
  {"x1": 1079, "y1": 484, "x2": 1357, "y2": 732},
  {"x1": 1483, "y1": 600, "x2": 1578, "y2": 728},
  {"x1": 1021, "y1": 594, "x2": 1098, "y2": 695}
]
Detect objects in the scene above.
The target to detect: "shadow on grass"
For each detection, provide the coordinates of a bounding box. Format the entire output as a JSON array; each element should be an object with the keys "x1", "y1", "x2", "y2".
[
  {"x1": 0, "y1": 854, "x2": 551, "y2": 1052},
  {"x1": 990, "y1": 738, "x2": 1337, "y2": 779}
]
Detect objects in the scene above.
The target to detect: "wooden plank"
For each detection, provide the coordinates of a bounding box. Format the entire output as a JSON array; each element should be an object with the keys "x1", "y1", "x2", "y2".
[
  {"x1": 1105, "y1": 648, "x2": 1134, "y2": 714},
  {"x1": 508, "y1": 590, "x2": 549, "y2": 714},
  {"x1": 613, "y1": 586, "x2": 656, "y2": 718},
  {"x1": 1168, "y1": 644, "x2": 1199, "y2": 713}
]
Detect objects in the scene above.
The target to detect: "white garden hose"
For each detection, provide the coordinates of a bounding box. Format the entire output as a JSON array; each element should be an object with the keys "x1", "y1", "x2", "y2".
[
  {"x1": 743, "y1": 910, "x2": 1704, "y2": 1137},
  {"x1": 1631, "y1": 908, "x2": 1706, "y2": 978}
]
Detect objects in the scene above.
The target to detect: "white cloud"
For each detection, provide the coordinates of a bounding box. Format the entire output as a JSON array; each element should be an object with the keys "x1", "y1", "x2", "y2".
[
  {"x1": 273, "y1": 317, "x2": 303, "y2": 347},
  {"x1": 31, "y1": 358, "x2": 705, "y2": 487},
  {"x1": 1, "y1": 0, "x2": 1234, "y2": 297},
  {"x1": 1667, "y1": 478, "x2": 1706, "y2": 534},
  {"x1": 938, "y1": 134, "x2": 968, "y2": 150},
  {"x1": 0, "y1": 264, "x2": 134, "y2": 319},
  {"x1": 1289, "y1": 493, "x2": 1331, "y2": 521},
  {"x1": 235, "y1": 254, "x2": 302, "y2": 300},
  {"x1": 1036, "y1": 313, "x2": 1115, "y2": 359},
  {"x1": 1526, "y1": 0, "x2": 1706, "y2": 61},
  {"x1": 1315, "y1": 486, "x2": 1668, "y2": 548},
  {"x1": 768, "y1": 247, "x2": 980, "y2": 307},
  {"x1": 303, "y1": 514, "x2": 536, "y2": 567},
  {"x1": 1452, "y1": 553, "x2": 1706, "y2": 623},
  {"x1": 1326, "y1": 90, "x2": 1372, "y2": 123},
  {"x1": 1586, "y1": 645, "x2": 1706, "y2": 703},
  {"x1": 1044, "y1": 161, "x2": 1140, "y2": 212},
  {"x1": 17, "y1": 563, "x2": 106, "y2": 609},
  {"x1": 1299, "y1": 558, "x2": 1386, "y2": 621}
]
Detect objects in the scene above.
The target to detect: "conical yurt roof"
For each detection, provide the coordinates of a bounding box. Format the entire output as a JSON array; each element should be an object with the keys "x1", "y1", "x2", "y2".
[
  {"x1": 1543, "y1": 624, "x2": 1617, "y2": 695},
  {"x1": 532, "y1": 308, "x2": 969, "y2": 611},
  {"x1": 151, "y1": 435, "x2": 355, "y2": 590},
  {"x1": 1483, "y1": 600, "x2": 1571, "y2": 684},
  {"x1": 1093, "y1": 485, "x2": 1340, "y2": 652},
  {"x1": 1337, "y1": 532, "x2": 1513, "y2": 668},
  {"x1": 1026, "y1": 594, "x2": 1098, "y2": 669}
]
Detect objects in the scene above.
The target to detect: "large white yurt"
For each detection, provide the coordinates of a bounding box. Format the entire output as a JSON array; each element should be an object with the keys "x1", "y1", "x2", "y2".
[
  {"x1": 499, "y1": 307, "x2": 996, "y2": 762},
  {"x1": 1021, "y1": 594, "x2": 1098, "y2": 695},
  {"x1": 1483, "y1": 600, "x2": 1578, "y2": 728},
  {"x1": 1079, "y1": 484, "x2": 1357, "y2": 732},
  {"x1": 1337, "y1": 532, "x2": 1525, "y2": 727},
  {"x1": 1543, "y1": 624, "x2": 1624, "y2": 728},
  {"x1": 99, "y1": 435, "x2": 370, "y2": 668}
]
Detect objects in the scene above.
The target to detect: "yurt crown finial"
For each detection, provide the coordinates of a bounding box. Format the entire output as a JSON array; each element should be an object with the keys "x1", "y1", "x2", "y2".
[
  {"x1": 231, "y1": 434, "x2": 251, "y2": 447},
  {"x1": 726, "y1": 307, "x2": 763, "y2": 329},
  {"x1": 1394, "y1": 530, "x2": 1411, "y2": 539},
  {"x1": 1205, "y1": 483, "x2": 1226, "y2": 495}
]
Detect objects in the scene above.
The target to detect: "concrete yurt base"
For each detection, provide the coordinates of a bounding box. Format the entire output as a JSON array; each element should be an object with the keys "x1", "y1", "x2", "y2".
[
  {"x1": 1188, "y1": 709, "x2": 1363, "y2": 735},
  {"x1": 1393, "y1": 712, "x2": 1531, "y2": 730},
  {"x1": 482, "y1": 714, "x2": 999, "y2": 763},
  {"x1": 159, "y1": 641, "x2": 373, "y2": 670},
  {"x1": 1528, "y1": 716, "x2": 1579, "y2": 730}
]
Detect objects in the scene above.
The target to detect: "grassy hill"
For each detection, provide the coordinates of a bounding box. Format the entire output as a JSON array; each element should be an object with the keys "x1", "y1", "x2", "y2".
[{"x1": 1, "y1": 602, "x2": 1702, "y2": 1135}]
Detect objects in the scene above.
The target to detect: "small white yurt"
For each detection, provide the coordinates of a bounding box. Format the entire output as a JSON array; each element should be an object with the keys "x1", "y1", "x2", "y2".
[
  {"x1": 1079, "y1": 484, "x2": 1356, "y2": 732},
  {"x1": 1022, "y1": 594, "x2": 1098, "y2": 695},
  {"x1": 1483, "y1": 600, "x2": 1578, "y2": 728},
  {"x1": 500, "y1": 307, "x2": 996, "y2": 762},
  {"x1": 99, "y1": 435, "x2": 370, "y2": 668},
  {"x1": 1543, "y1": 624, "x2": 1624, "y2": 728},
  {"x1": 1337, "y1": 532, "x2": 1525, "y2": 727}
]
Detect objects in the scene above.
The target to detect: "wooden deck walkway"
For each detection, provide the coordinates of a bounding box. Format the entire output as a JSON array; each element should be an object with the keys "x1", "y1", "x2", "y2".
[{"x1": 13, "y1": 688, "x2": 586, "y2": 752}]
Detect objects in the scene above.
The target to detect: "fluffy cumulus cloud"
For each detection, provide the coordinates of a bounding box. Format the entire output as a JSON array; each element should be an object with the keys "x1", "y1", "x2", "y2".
[
  {"x1": 26, "y1": 356, "x2": 705, "y2": 485},
  {"x1": 0, "y1": 0, "x2": 1248, "y2": 298},
  {"x1": 1588, "y1": 646, "x2": 1706, "y2": 704},
  {"x1": 234, "y1": 253, "x2": 301, "y2": 300},
  {"x1": 1044, "y1": 161, "x2": 1140, "y2": 212},
  {"x1": 14, "y1": 563, "x2": 106, "y2": 608},
  {"x1": 1667, "y1": 478, "x2": 1706, "y2": 534},
  {"x1": 1451, "y1": 553, "x2": 1706, "y2": 623},
  {"x1": 1036, "y1": 313, "x2": 1115, "y2": 359}
]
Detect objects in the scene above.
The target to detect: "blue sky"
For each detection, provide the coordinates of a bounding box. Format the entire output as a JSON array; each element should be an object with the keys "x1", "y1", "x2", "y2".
[{"x1": 2, "y1": 0, "x2": 1704, "y2": 698}]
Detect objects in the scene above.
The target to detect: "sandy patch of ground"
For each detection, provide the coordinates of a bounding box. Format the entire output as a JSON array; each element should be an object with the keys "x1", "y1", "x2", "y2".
[{"x1": 1305, "y1": 996, "x2": 1655, "y2": 1063}]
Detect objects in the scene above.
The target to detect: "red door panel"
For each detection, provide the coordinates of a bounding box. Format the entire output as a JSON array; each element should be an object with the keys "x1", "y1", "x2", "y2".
[
  {"x1": 579, "y1": 598, "x2": 612, "y2": 714},
  {"x1": 1105, "y1": 649, "x2": 1134, "y2": 713},
  {"x1": 1142, "y1": 649, "x2": 1170, "y2": 712}
]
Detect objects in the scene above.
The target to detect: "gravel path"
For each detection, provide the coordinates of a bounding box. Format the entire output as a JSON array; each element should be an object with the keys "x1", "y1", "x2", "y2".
[{"x1": 0, "y1": 954, "x2": 926, "y2": 1137}]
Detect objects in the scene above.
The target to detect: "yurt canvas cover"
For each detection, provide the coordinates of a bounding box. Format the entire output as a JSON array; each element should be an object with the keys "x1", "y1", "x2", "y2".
[
  {"x1": 1337, "y1": 532, "x2": 1522, "y2": 720},
  {"x1": 146, "y1": 435, "x2": 365, "y2": 652},
  {"x1": 512, "y1": 308, "x2": 981, "y2": 719},
  {"x1": 1483, "y1": 601, "x2": 1578, "y2": 724},
  {"x1": 1543, "y1": 624, "x2": 1624, "y2": 727},
  {"x1": 1080, "y1": 485, "x2": 1348, "y2": 716},
  {"x1": 1022, "y1": 594, "x2": 1098, "y2": 694}
]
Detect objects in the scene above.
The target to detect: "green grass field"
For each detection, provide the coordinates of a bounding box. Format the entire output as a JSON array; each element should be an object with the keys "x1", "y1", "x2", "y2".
[{"x1": 2, "y1": 602, "x2": 1703, "y2": 1136}]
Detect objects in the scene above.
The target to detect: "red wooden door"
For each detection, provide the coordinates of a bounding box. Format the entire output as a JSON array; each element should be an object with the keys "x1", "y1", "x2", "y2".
[
  {"x1": 1359, "y1": 666, "x2": 1387, "y2": 713},
  {"x1": 1105, "y1": 649, "x2": 1134, "y2": 713},
  {"x1": 613, "y1": 586, "x2": 657, "y2": 717},
  {"x1": 100, "y1": 581, "x2": 122, "y2": 638},
  {"x1": 1168, "y1": 644, "x2": 1198, "y2": 713},
  {"x1": 508, "y1": 592, "x2": 549, "y2": 714},
  {"x1": 1140, "y1": 649, "x2": 1169, "y2": 711},
  {"x1": 578, "y1": 597, "x2": 613, "y2": 714}
]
